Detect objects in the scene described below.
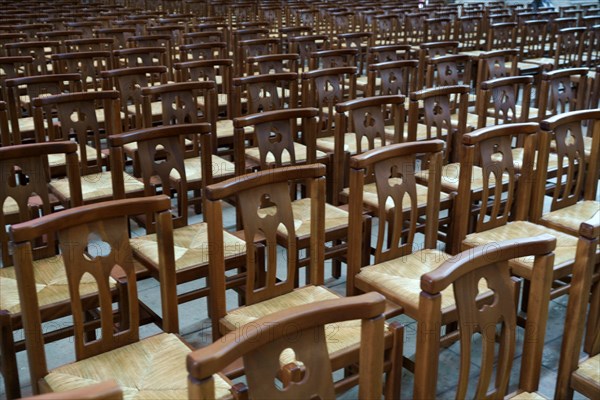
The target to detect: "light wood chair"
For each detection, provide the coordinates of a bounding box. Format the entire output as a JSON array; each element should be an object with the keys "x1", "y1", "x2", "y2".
[
  {"x1": 366, "y1": 60, "x2": 418, "y2": 99},
  {"x1": 110, "y1": 123, "x2": 244, "y2": 316},
  {"x1": 10, "y1": 196, "x2": 220, "y2": 397},
  {"x1": 532, "y1": 109, "x2": 600, "y2": 236},
  {"x1": 474, "y1": 49, "x2": 519, "y2": 91},
  {"x1": 204, "y1": 164, "x2": 403, "y2": 398},
  {"x1": 415, "y1": 235, "x2": 557, "y2": 398},
  {"x1": 452, "y1": 123, "x2": 599, "y2": 339},
  {"x1": 555, "y1": 222, "x2": 600, "y2": 400},
  {"x1": 537, "y1": 68, "x2": 589, "y2": 120},
  {"x1": 188, "y1": 292, "x2": 390, "y2": 400}
]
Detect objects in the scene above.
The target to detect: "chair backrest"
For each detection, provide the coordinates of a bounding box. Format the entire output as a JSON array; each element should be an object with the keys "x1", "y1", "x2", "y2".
[
  {"x1": 519, "y1": 19, "x2": 549, "y2": 59},
  {"x1": 367, "y1": 60, "x2": 418, "y2": 97},
  {"x1": 232, "y1": 72, "x2": 299, "y2": 119},
  {"x1": 0, "y1": 55, "x2": 33, "y2": 104},
  {"x1": 95, "y1": 27, "x2": 135, "y2": 49},
  {"x1": 0, "y1": 141, "x2": 81, "y2": 266},
  {"x1": 11, "y1": 196, "x2": 178, "y2": 394},
  {"x1": 65, "y1": 37, "x2": 115, "y2": 52},
  {"x1": 553, "y1": 27, "x2": 586, "y2": 68},
  {"x1": 309, "y1": 48, "x2": 357, "y2": 70},
  {"x1": 367, "y1": 44, "x2": 411, "y2": 64},
  {"x1": 174, "y1": 59, "x2": 233, "y2": 118},
  {"x1": 5, "y1": 41, "x2": 60, "y2": 74},
  {"x1": 475, "y1": 49, "x2": 519, "y2": 89},
  {"x1": 187, "y1": 292, "x2": 386, "y2": 400},
  {"x1": 113, "y1": 46, "x2": 168, "y2": 69},
  {"x1": 289, "y1": 34, "x2": 329, "y2": 72},
  {"x1": 179, "y1": 41, "x2": 227, "y2": 61},
  {"x1": 408, "y1": 85, "x2": 469, "y2": 163},
  {"x1": 424, "y1": 17, "x2": 453, "y2": 42},
  {"x1": 425, "y1": 54, "x2": 472, "y2": 88},
  {"x1": 100, "y1": 66, "x2": 168, "y2": 130},
  {"x1": 237, "y1": 38, "x2": 279, "y2": 76},
  {"x1": 32, "y1": 91, "x2": 120, "y2": 175},
  {"x1": 555, "y1": 222, "x2": 600, "y2": 399},
  {"x1": 454, "y1": 15, "x2": 483, "y2": 51},
  {"x1": 0, "y1": 100, "x2": 8, "y2": 146},
  {"x1": 486, "y1": 22, "x2": 517, "y2": 51},
  {"x1": 246, "y1": 53, "x2": 299, "y2": 75},
  {"x1": 532, "y1": 109, "x2": 600, "y2": 222},
  {"x1": 477, "y1": 75, "x2": 533, "y2": 128},
  {"x1": 51, "y1": 51, "x2": 113, "y2": 92},
  {"x1": 452, "y1": 123, "x2": 538, "y2": 244},
  {"x1": 301, "y1": 66, "x2": 357, "y2": 139},
  {"x1": 110, "y1": 123, "x2": 213, "y2": 230},
  {"x1": 416, "y1": 234, "x2": 556, "y2": 399},
  {"x1": 538, "y1": 68, "x2": 588, "y2": 118},
  {"x1": 205, "y1": 164, "x2": 326, "y2": 325},
  {"x1": 233, "y1": 107, "x2": 318, "y2": 175},
  {"x1": 338, "y1": 31, "x2": 373, "y2": 74},
  {"x1": 417, "y1": 41, "x2": 460, "y2": 89}
]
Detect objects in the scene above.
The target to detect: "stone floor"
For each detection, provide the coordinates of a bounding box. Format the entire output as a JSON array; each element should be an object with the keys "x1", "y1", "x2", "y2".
[{"x1": 0, "y1": 193, "x2": 593, "y2": 399}]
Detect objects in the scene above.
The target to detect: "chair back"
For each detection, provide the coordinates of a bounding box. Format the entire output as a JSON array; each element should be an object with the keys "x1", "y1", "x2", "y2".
[
  {"x1": 205, "y1": 164, "x2": 326, "y2": 311},
  {"x1": 187, "y1": 292, "x2": 386, "y2": 400},
  {"x1": 417, "y1": 235, "x2": 556, "y2": 398},
  {"x1": 477, "y1": 76, "x2": 533, "y2": 128},
  {"x1": 538, "y1": 68, "x2": 588, "y2": 118}
]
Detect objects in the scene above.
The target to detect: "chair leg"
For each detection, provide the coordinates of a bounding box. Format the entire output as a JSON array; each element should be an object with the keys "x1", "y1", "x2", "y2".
[
  {"x1": 0, "y1": 312, "x2": 21, "y2": 400},
  {"x1": 584, "y1": 277, "x2": 600, "y2": 354},
  {"x1": 384, "y1": 322, "x2": 404, "y2": 400}
]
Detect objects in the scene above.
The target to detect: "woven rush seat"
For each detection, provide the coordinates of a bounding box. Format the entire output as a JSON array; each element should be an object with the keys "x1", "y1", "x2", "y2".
[
  {"x1": 47, "y1": 144, "x2": 106, "y2": 168},
  {"x1": 573, "y1": 354, "x2": 600, "y2": 384},
  {"x1": 316, "y1": 132, "x2": 383, "y2": 154},
  {"x1": 50, "y1": 171, "x2": 144, "y2": 202},
  {"x1": 126, "y1": 100, "x2": 162, "y2": 117},
  {"x1": 169, "y1": 155, "x2": 235, "y2": 182},
  {"x1": 2, "y1": 197, "x2": 19, "y2": 215},
  {"x1": 416, "y1": 164, "x2": 510, "y2": 192},
  {"x1": 504, "y1": 61, "x2": 544, "y2": 71},
  {"x1": 356, "y1": 249, "x2": 490, "y2": 315},
  {"x1": 504, "y1": 148, "x2": 568, "y2": 171},
  {"x1": 215, "y1": 120, "x2": 253, "y2": 139},
  {"x1": 131, "y1": 223, "x2": 246, "y2": 271},
  {"x1": 0, "y1": 255, "x2": 116, "y2": 314},
  {"x1": 511, "y1": 391, "x2": 547, "y2": 399},
  {"x1": 278, "y1": 198, "x2": 348, "y2": 237},
  {"x1": 343, "y1": 181, "x2": 450, "y2": 212},
  {"x1": 43, "y1": 333, "x2": 232, "y2": 400},
  {"x1": 245, "y1": 142, "x2": 327, "y2": 165},
  {"x1": 540, "y1": 201, "x2": 600, "y2": 233},
  {"x1": 521, "y1": 57, "x2": 555, "y2": 66},
  {"x1": 14, "y1": 117, "x2": 34, "y2": 133},
  {"x1": 385, "y1": 123, "x2": 448, "y2": 142},
  {"x1": 463, "y1": 221, "x2": 580, "y2": 273},
  {"x1": 221, "y1": 285, "x2": 371, "y2": 355}
]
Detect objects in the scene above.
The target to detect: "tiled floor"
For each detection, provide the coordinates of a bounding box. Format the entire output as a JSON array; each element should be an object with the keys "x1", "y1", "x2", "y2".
[{"x1": 0, "y1": 195, "x2": 592, "y2": 399}]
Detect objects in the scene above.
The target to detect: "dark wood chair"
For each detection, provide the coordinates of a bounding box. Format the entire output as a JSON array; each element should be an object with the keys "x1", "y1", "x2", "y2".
[
  {"x1": 537, "y1": 68, "x2": 589, "y2": 120},
  {"x1": 245, "y1": 53, "x2": 299, "y2": 75},
  {"x1": 415, "y1": 235, "x2": 557, "y2": 398},
  {"x1": 204, "y1": 164, "x2": 403, "y2": 398},
  {"x1": 5, "y1": 41, "x2": 60, "y2": 74},
  {"x1": 0, "y1": 142, "x2": 82, "y2": 399},
  {"x1": 51, "y1": 51, "x2": 113, "y2": 92},
  {"x1": 188, "y1": 292, "x2": 390, "y2": 400}
]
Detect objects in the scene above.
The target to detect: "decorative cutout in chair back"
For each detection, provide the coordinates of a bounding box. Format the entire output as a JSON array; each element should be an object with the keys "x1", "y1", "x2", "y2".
[
  {"x1": 551, "y1": 122, "x2": 585, "y2": 210},
  {"x1": 238, "y1": 183, "x2": 297, "y2": 304},
  {"x1": 58, "y1": 216, "x2": 139, "y2": 360}
]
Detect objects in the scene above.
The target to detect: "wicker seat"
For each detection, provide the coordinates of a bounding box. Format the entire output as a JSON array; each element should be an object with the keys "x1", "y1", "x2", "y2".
[{"x1": 43, "y1": 333, "x2": 231, "y2": 400}]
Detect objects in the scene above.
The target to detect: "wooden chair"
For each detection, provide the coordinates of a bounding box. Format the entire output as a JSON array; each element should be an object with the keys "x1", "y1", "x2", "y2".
[
  {"x1": 345, "y1": 139, "x2": 471, "y2": 395},
  {"x1": 10, "y1": 196, "x2": 207, "y2": 397},
  {"x1": 414, "y1": 235, "x2": 557, "y2": 398},
  {"x1": 309, "y1": 48, "x2": 357, "y2": 70},
  {"x1": 94, "y1": 27, "x2": 135, "y2": 49},
  {"x1": 518, "y1": 19, "x2": 550, "y2": 73},
  {"x1": 0, "y1": 100, "x2": 8, "y2": 147},
  {"x1": 338, "y1": 31, "x2": 373, "y2": 76},
  {"x1": 485, "y1": 22, "x2": 517, "y2": 52},
  {"x1": 31, "y1": 91, "x2": 143, "y2": 205},
  {"x1": 366, "y1": 60, "x2": 418, "y2": 100},
  {"x1": 524, "y1": 27, "x2": 586, "y2": 70},
  {"x1": 367, "y1": 44, "x2": 411, "y2": 65},
  {"x1": 64, "y1": 37, "x2": 114, "y2": 53},
  {"x1": 409, "y1": 85, "x2": 470, "y2": 164},
  {"x1": 21, "y1": 381, "x2": 122, "y2": 400},
  {"x1": 112, "y1": 46, "x2": 169, "y2": 69},
  {"x1": 204, "y1": 164, "x2": 403, "y2": 398},
  {"x1": 188, "y1": 292, "x2": 390, "y2": 400},
  {"x1": 288, "y1": 34, "x2": 329, "y2": 72},
  {"x1": 537, "y1": 68, "x2": 589, "y2": 120},
  {"x1": 100, "y1": 66, "x2": 168, "y2": 132},
  {"x1": 477, "y1": 75, "x2": 535, "y2": 127},
  {"x1": 425, "y1": 54, "x2": 473, "y2": 89},
  {"x1": 245, "y1": 53, "x2": 299, "y2": 75},
  {"x1": 0, "y1": 142, "x2": 81, "y2": 398},
  {"x1": 452, "y1": 123, "x2": 599, "y2": 328},
  {"x1": 474, "y1": 49, "x2": 519, "y2": 90},
  {"x1": 302, "y1": 66, "x2": 357, "y2": 144},
  {"x1": 110, "y1": 124, "x2": 244, "y2": 312},
  {"x1": 237, "y1": 37, "x2": 279, "y2": 77},
  {"x1": 454, "y1": 15, "x2": 483, "y2": 52},
  {"x1": 174, "y1": 59, "x2": 235, "y2": 155},
  {"x1": 179, "y1": 41, "x2": 227, "y2": 62},
  {"x1": 5, "y1": 41, "x2": 60, "y2": 75},
  {"x1": 424, "y1": 17, "x2": 453, "y2": 42},
  {"x1": 278, "y1": 26, "x2": 312, "y2": 54},
  {"x1": 4, "y1": 73, "x2": 82, "y2": 145},
  {"x1": 555, "y1": 222, "x2": 600, "y2": 400},
  {"x1": 51, "y1": 51, "x2": 113, "y2": 92},
  {"x1": 532, "y1": 109, "x2": 600, "y2": 236},
  {"x1": 417, "y1": 41, "x2": 460, "y2": 89},
  {"x1": 0, "y1": 33, "x2": 27, "y2": 57}
]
